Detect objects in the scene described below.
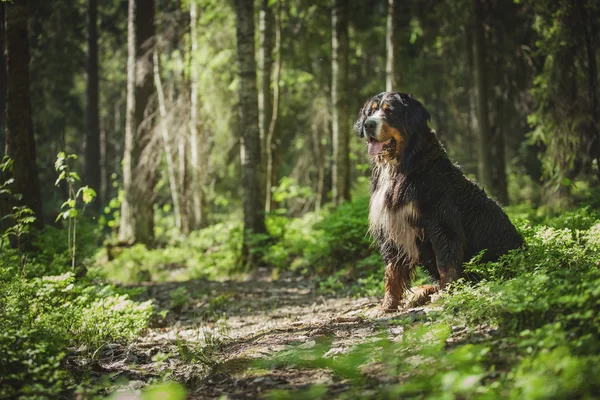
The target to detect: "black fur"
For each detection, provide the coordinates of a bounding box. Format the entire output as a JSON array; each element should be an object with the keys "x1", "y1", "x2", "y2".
[{"x1": 355, "y1": 92, "x2": 524, "y2": 308}]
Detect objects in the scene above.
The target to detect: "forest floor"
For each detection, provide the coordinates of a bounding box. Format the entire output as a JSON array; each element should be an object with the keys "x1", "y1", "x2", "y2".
[{"x1": 75, "y1": 269, "x2": 476, "y2": 399}]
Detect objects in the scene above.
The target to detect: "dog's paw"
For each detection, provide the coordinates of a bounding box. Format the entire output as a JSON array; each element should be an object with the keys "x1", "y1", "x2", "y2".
[
  {"x1": 364, "y1": 305, "x2": 397, "y2": 319},
  {"x1": 364, "y1": 306, "x2": 385, "y2": 319},
  {"x1": 380, "y1": 295, "x2": 401, "y2": 313},
  {"x1": 407, "y1": 285, "x2": 439, "y2": 308}
]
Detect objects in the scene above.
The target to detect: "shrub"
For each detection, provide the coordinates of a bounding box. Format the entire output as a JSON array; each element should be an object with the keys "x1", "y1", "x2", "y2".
[
  {"x1": 0, "y1": 258, "x2": 154, "y2": 397},
  {"x1": 0, "y1": 269, "x2": 69, "y2": 399},
  {"x1": 98, "y1": 221, "x2": 244, "y2": 283},
  {"x1": 262, "y1": 196, "x2": 382, "y2": 277},
  {"x1": 76, "y1": 294, "x2": 153, "y2": 351}
]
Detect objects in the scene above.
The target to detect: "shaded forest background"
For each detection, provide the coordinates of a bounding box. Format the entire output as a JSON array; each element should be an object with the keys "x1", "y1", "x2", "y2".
[
  {"x1": 1, "y1": 0, "x2": 600, "y2": 398},
  {"x1": 1, "y1": 0, "x2": 599, "y2": 249}
]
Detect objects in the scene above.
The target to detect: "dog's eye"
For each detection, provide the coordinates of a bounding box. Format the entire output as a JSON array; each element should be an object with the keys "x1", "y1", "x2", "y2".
[{"x1": 382, "y1": 103, "x2": 390, "y2": 112}]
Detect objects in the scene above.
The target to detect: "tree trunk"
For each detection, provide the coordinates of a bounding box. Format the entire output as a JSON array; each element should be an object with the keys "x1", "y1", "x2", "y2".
[
  {"x1": 85, "y1": 0, "x2": 101, "y2": 211},
  {"x1": 385, "y1": 0, "x2": 400, "y2": 92},
  {"x1": 178, "y1": 133, "x2": 191, "y2": 235},
  {"x1": 99, "y1": 122, "x2": 107, "y2": 208},
  {"x1": 189, "y1": 1, "x2": 206, "y2": 229},
  {"x1": 119, "y1": 0, "x2": 136, "y2": 242},
  {"x1": 4, "y1": 0, "x2": 43, "y2": 229},
  {"x1": 108, "y1": 99, "x2": 122, "y2": 203},
  {"x1": 235, "y1": 0, "x2": 266, "y2": 263},
  {"x1": 265, "y1": 0, "x2": 281, "y2": 213},
  {"x1": 0, "y1": 2, "x2": 6, "y2": 147},
  {"x1": 312, "y1": 116, "x2": 327, "y2": 213},
  {"x1": 492, "y1": 126, "x2": 509, "y2": 204},
  {"x1": 119, "y1": 0, "x2": 156, "y2": 245},
  {"x1": 154, "y1": 48, "x2": 182, "y2": 231},
  {"x1": 576, "y1": 0, "x2": 600, "y2": 181},
  {"x1": 331, "y1": 0, "x2": 350, "y2": 206},
  {"x1": 465, "y1": 28, "x2": 477, "y2": 172},
  {"x1": 258, "y1": 0, "x2": 273, "y2": 168},
  {"x1": 471, "y1": 0, "x2": 494, "y2": 196}
]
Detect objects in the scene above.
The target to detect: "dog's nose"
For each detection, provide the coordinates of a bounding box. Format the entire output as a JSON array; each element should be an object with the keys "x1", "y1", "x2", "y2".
[{"x1": 364, "y1": 120, "x2": 377, "y2": 136}]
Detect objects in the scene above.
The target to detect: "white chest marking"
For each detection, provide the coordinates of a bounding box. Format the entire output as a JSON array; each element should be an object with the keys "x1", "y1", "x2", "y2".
[{"x1": 369, "y1": 167, "x2": 420, "y2": 264}]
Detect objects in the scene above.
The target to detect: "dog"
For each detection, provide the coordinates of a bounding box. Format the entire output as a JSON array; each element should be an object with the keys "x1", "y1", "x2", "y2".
[{"x1": 354, "y1": 92, "x2": 524, "y2": 311}]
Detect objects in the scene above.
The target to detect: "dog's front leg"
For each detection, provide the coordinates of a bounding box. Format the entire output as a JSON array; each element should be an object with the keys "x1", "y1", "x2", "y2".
[
  {"x1": 427, "y1": 208, "x2": 465, "y2": 288},
  {"x1": 381, "y1": 260, "x2": 412, "y2": 311}
]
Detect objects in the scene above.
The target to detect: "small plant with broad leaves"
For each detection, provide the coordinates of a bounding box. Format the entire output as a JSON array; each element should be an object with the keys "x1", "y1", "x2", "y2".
[
  {"x1": 54, "y1": 152, "x2": 97, "y2": 270},
  {"x1": 0, "y1": 156, "x2": 37, "y2": 272}
]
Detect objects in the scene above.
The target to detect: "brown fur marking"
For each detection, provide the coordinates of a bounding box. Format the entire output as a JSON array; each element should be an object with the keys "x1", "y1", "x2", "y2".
[
  {"x1": 381, "y1": 121, "x2": 405, "y2": 155},
  {"x1": 407, "y1": 285, "x2": 440, "y2": 307},
  {"x1": 381, "y1": 262, "x2": 414, "y2": 311}
]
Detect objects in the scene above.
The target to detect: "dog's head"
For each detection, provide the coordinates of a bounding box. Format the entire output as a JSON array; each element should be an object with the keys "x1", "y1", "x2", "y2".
[{"x1": 354, "y1": 92, "x2": 431, "y2": 164}]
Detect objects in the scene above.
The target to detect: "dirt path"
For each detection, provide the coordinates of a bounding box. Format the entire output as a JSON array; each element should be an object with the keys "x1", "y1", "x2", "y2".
[{"x1": 77, "y1": 270, "x2": 441, "y2": 399}]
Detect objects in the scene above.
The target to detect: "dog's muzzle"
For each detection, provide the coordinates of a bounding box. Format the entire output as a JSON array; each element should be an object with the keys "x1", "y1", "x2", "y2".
[{"x1": 364, "y1": 116, "x2": 382, "y2": 140}]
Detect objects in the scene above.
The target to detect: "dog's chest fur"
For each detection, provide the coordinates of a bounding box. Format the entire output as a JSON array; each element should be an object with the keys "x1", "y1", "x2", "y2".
[{"x1": 369, "y1": 166, "x2": 420, "y2": 263}]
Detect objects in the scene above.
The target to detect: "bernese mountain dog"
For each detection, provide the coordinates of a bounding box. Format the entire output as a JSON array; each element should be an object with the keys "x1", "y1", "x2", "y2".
[{"x1": 354, "y1": 91, "x2": 524, "y2": 311}]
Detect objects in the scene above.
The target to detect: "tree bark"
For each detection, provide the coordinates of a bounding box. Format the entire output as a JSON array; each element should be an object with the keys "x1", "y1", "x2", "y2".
[
  {"x1": 108, "y1": 99, "x2": 122, "y2": 203},
  {"x1": 331, "y1": 0, "x2": 350, "y2": 206},
  {"x1": 235, "y1": 0, "x2": 266, "y2": 263},
  {"x1": 189, "y1": 1, "x2": 206, "y2": 229},
  {"x1": 154, "y1": 48, "x2": 182, "y2": 231},
  {"x1": 4, "y1": 0, "x2": 43, "y2": 229},
  {"x1": 119, "y1": 0, "x2": 156, "y2": 245},
  {"x1": 258, "y1": 0, "x2": 273, "y2": 164},
  {"x1": 385, "y1": 0, "x2": 400, "y2": 92},
  {"x1": 576, "y1": 0, "x2": 600, "y2": 181},
  {"x1": 492, "y1": 126, "x2": 509, "y2": 204},
  {"x1": 178, "y1": 132, "x2": 191, "y2": 235},
  {"x1": 99, "y1": 122, "x2": 107, "y2": 208},
  {"x1": 312, "y1": 114, "x2": 327, "y2": 213},
  {"x1": 465, "y1": 28, "x2": 477, "y2": 171},
  {"x1": 119, "y1": 0, "x2": 136, "y2": 242},
  {"x1": 265, "y1": 0, "x2": 281, "y2": 213},
  {"x1": 471, "y1": 0, "x2": 494, "y2": 197},
  {"x1": 0, "y1": 2, "x2": 6, "y2": 146},
  {"x1": 85, "y1": 0, "x2": 101, "y2": 211}
]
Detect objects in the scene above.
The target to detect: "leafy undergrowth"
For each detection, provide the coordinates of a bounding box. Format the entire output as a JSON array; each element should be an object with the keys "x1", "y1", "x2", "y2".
[
  {"x1": 3, "y1": 194, "x2": 600, "y2": 399},
  {"x1": 97, "y1": 197, "x2": 385, "y2": 288},
  {"x1": 96, "y1": 221, "x2": 243, "y2": 283},
  {"x1": 0, "y1": 224, "x2": 154, "y2": 399},
  {"x1": 249, "y1": 206, "x2": 600, "y2": 399}
]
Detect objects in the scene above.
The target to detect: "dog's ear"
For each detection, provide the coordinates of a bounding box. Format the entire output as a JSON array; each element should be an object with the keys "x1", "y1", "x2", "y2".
[
  {"x1": 353, "y1": 116, "x2": 363, "y2": 137},
  {"x1": 403, "y1": 94, "x2": 431, "y2": 136},
  {"x1": 353, "y1": 99, "x2": 371, "y2": 138}
]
